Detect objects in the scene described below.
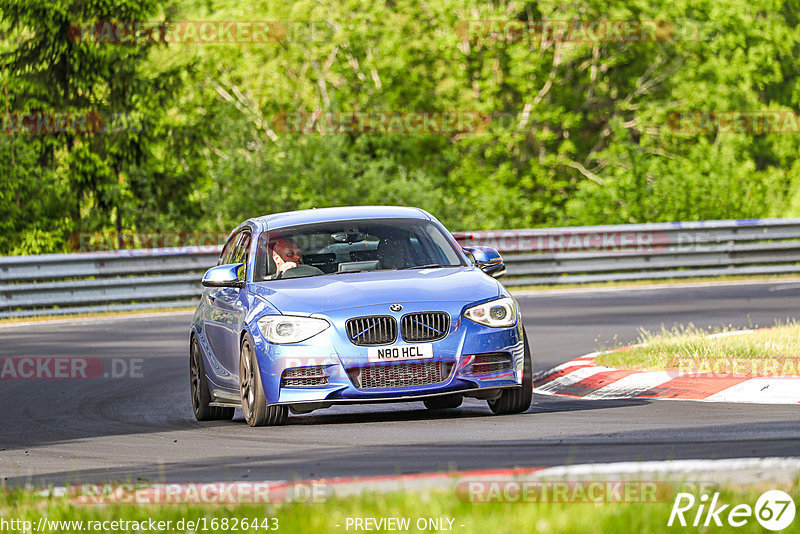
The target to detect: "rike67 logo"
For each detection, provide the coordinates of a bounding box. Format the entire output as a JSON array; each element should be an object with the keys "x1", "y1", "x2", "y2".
[{"x1": 668, "y1": 490, "x2": 796, "y2": 531}]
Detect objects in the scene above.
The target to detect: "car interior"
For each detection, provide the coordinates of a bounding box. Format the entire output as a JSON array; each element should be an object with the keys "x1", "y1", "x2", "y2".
[{"x1": 257, "y1": 220, "x2": 460, "y2": 280}]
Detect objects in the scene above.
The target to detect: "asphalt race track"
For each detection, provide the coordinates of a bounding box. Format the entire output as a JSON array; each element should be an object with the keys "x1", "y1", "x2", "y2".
[{"x1": 2, "y1": 280, "x2": 799, "y2": 487}]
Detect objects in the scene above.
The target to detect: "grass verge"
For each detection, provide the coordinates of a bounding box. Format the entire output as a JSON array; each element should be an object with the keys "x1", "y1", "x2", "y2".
[
  {"x1": 1, "y1": 484, "x2": 798, "y2": 533},
  {"x1": 595, "y1": 322, "x2": 800, "y2": 376}
]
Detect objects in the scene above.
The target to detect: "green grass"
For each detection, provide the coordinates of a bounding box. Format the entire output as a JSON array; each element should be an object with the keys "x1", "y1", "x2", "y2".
[
  {"x1": 595, "y1": 322, "x2": 800, "y2": 375},
  {"x1": 2, "y1": 484, "x2": 798, "y2": 533}
]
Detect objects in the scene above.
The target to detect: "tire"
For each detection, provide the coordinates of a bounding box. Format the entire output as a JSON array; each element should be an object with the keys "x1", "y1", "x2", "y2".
[
  {"x1": 423, "y1": 395, "x2": 463, "y2": 410},
  {"x1": 487, "y1": 333, "x2": 533, "y2": 415},
  {"x1": 190, "y1": 336, "x2": 235, "y2": 421},
  {"x1": 239, "y1": 334, "x2": 288, "y2": 427}
]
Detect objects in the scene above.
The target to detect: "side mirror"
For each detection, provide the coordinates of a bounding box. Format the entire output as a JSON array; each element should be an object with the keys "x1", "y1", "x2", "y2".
[
  {"x1": 462, "y1": 246, "x2": 506, "y2": 279},
  {"x1": 202, "y1": 263, "x2": 245, "y2": 288}
]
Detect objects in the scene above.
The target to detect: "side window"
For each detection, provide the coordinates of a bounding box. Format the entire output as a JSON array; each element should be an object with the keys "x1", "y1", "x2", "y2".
[
  {"x1": 218, "y1": 233, "x2": 239, "y2": 266},
  {"x1": 232, "y1": 232, "x2": 251, "y2": 282}
]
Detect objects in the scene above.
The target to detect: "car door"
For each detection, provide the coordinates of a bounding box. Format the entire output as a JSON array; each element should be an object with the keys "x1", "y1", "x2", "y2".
[{"x1": 203, "y1": 230, "x2": 250, "y2": 386}]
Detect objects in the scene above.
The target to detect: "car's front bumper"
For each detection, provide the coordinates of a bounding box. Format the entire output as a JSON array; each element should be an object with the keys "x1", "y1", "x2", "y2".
[{"x1": 249, "y1": 300, "x2": 527, "y2": 407}]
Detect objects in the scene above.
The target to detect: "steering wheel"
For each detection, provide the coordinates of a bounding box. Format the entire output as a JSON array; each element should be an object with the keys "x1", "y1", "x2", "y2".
[{"x1": 277, "y1": 264, "x2": 324, "y2": 279}]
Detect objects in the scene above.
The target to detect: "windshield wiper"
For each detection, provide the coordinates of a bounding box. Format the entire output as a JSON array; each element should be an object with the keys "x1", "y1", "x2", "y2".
[{"x1": 401, "y1": 264, "x2": 460, "y2": 270}]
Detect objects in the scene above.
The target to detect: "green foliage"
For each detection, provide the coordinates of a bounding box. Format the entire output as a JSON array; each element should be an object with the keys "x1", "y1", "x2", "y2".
[
  {"x1": 2, "y1": 0, "x2": 800, "y2": 253},
  {"x1": 0, "y1": 0, "x2": 205, "y2": 253},
  {"x1": 595, "y1": 320, "x2": 800, "y2": 374}
]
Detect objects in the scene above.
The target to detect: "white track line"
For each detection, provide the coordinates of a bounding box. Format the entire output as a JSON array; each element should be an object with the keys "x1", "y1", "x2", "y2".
[
  {"x1": 582, "y1": 371, "x2": 676, "y2": 399},
  {"x1": 705, "y1": 378, "x2": 800, "y2": 404},
  {"x1": 533, "y1": 457, "x2": 800, "y2": 485}
]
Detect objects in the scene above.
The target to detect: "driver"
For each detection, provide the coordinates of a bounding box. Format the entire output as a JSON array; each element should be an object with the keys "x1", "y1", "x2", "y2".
[{"x1": 270, "y1": 238, "x2": 303, "y2": 276}]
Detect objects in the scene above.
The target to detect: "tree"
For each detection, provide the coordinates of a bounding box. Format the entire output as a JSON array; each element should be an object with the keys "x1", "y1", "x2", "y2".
[{"x1": 0, "y1": 0, "x2": 204, "y2": 253}]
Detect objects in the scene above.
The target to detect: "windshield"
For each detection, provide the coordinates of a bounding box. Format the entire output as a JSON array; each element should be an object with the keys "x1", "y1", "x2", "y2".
[{"x1": 254, "y1": 218, "x2": 467, "y2": 281}]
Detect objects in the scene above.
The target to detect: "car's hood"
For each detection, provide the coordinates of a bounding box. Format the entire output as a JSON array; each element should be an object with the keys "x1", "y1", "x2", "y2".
[{"x1": 249, "y1": 267, "x2": 501, "y2": 314}]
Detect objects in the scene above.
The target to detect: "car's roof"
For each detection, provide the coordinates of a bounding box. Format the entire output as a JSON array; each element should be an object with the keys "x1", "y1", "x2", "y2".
[{"x1": 249, "y1": 206, "x2": 433, "y2": 231}]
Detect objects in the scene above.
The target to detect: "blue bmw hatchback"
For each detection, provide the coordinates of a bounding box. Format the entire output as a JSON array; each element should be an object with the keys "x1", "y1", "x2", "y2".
[{"x1": 190, "y1": 206, "x2": 532, "y2": 426}]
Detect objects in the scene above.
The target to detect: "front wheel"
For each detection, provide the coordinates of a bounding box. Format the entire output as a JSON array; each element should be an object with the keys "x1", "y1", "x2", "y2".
[
  {"x1": 190, "y1": 336, "x2": 234, "y2": 421},
  {"x1": 239, "y1": 335, "x2": 288, "y2": 427},
  {"x1": 487, "y1": 334, "x2": 533, "y2": 415}
]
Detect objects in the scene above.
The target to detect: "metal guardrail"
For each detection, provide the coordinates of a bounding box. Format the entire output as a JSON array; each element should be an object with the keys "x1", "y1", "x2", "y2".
[
  {"x1": 2, "y1": 218, "x2": 800, "y2": 318},
  {"x1": 0, "y1": 247, "x2": 221, "y2": 318},
  {"x1": 454, "y1": 218, "x2": 800, "y2": 285}
]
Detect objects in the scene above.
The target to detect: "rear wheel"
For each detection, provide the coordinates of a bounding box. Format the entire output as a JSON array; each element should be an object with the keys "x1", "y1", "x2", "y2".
[
  {"x1": 487, "y1": 334, "x2": 533, "y2": 415},
  {"x1": 190, "y1": 336, "x2": 235, "y2": 421},
  {"x1": 423, "y1": 395, "x2": 463, "y2": 410},
  {"x1": 240, "y1": 335, "x2": 288, "y2": 427}
]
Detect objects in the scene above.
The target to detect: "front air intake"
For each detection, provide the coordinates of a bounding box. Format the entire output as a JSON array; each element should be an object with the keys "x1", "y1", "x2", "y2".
[
  {"x1": 281, "y1": 366, "x2": 329, "y2": 387},
  {"x1": 469, "y1": 353, "x2": 513, "y2": 375},
  {"x1": 348, "y1": 361, "x2": 454, "y2": 389}
]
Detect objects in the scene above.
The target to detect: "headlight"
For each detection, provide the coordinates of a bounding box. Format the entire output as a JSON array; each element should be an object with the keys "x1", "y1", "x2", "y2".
[
  {"x1": 464, "y1": 297, "x2": 518, "y2": 327},
  {"x1": 257, "y1": 316, "x2": 330, "y2": 344}
]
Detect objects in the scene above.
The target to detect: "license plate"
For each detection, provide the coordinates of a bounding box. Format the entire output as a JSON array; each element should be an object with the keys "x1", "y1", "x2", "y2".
[{"x1": 367, "y1": 343, "x2": 433, "y2": 363}]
